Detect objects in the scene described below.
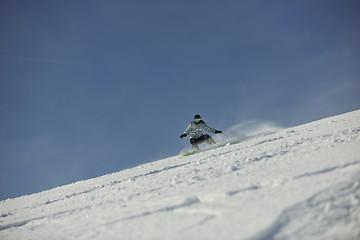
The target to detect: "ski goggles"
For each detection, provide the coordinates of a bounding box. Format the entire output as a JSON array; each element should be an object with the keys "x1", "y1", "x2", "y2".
[{"x1": 194, "y1": 118, "x2": 200, "y2": 122}]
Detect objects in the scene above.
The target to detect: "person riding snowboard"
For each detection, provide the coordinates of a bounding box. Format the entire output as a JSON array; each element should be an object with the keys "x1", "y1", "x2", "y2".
[{"x1": 180, "y1": 114, "x2": 223, "y2": 151}]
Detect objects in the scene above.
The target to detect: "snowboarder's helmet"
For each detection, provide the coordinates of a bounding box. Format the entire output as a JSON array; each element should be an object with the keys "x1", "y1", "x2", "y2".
[{"x1": 194, "y1": 114, "x2": 201, "y2": 122}]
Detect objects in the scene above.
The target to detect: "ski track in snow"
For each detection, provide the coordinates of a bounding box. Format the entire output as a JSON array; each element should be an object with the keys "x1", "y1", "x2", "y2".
[
  {"x1": 250, "y1": 175, "x2": 360, "y2": 240},
  {"x1": 1, "y1": 110, "x2": 360, "y2": 239}
]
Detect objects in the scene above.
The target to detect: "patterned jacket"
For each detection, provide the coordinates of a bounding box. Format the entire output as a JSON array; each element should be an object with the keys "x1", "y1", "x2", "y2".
[{"x1": 183, "y1": 120, "x2": 217, "y2": 139}]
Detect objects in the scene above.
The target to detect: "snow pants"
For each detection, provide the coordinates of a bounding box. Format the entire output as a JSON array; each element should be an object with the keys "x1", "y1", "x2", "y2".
[{"x1": 190, "y1": 134, "x2": 216, "y2": 151}]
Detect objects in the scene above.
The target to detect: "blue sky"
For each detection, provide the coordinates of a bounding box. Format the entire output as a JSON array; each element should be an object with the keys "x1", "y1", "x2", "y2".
[{"x1": 1, "y1": 0, "x2": 359, "y2": 200}]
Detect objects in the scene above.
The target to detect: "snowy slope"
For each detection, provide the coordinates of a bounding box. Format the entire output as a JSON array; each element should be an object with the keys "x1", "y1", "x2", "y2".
[{"x1": 1, "y1": 110, "x2": 360, "y2": 240}]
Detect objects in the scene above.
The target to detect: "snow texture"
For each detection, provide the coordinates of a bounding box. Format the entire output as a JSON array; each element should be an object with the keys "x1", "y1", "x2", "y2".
[{"x1": 1, "y1": 110, "x2": 360, "y2": 240}]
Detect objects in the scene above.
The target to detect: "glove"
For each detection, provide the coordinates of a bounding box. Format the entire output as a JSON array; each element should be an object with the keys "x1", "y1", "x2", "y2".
[
  {"x1": 215, "y1": 130, "x2": 223, "y2": 134},
  {"x1": 180, "y1": 133, "x2": 187, "y2": 139}
]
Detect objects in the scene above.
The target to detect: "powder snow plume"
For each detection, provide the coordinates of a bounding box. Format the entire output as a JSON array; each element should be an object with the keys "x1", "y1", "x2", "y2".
[{"x1": 180, "y1": 120, "x2": 282, "y2": 154}]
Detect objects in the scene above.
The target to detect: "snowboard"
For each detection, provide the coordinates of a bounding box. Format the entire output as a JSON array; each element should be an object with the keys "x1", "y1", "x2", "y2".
[
  {"x1": 181, "y1": 142, "x2": 231, "y2": 157},
  {"x1": 181, "y1": 151, "x2": 198, "y2": 157}
]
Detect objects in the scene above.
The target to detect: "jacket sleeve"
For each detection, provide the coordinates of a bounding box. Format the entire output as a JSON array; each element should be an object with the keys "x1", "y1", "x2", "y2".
[
  {"x1": 200, "y1": 122, "x2": 216, "y2": 134},
  {"x1": 184, "y1": 123, "x2": 193, "y2": 135}
]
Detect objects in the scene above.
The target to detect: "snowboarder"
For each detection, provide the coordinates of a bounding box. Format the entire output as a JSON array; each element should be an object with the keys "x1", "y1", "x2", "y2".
[{"x1": 180, "y1": 114, "x2": 223, "y2": 151}]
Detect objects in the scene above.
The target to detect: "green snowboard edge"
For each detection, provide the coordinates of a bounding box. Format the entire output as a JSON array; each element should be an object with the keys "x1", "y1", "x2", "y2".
[{"x1": 181, "y1": 151, "x2": 198, "y2": 157}]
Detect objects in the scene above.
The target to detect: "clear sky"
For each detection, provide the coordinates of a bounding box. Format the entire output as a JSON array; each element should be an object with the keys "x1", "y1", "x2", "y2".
[{"x1": 1, "y1": 0, "x2": 359, "y2": 200}]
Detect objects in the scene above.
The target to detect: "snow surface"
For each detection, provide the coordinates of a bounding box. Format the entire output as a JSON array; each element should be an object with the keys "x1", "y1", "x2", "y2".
[{"x1": 1, "y1": 110, "x2": 360, "y2": 240}]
